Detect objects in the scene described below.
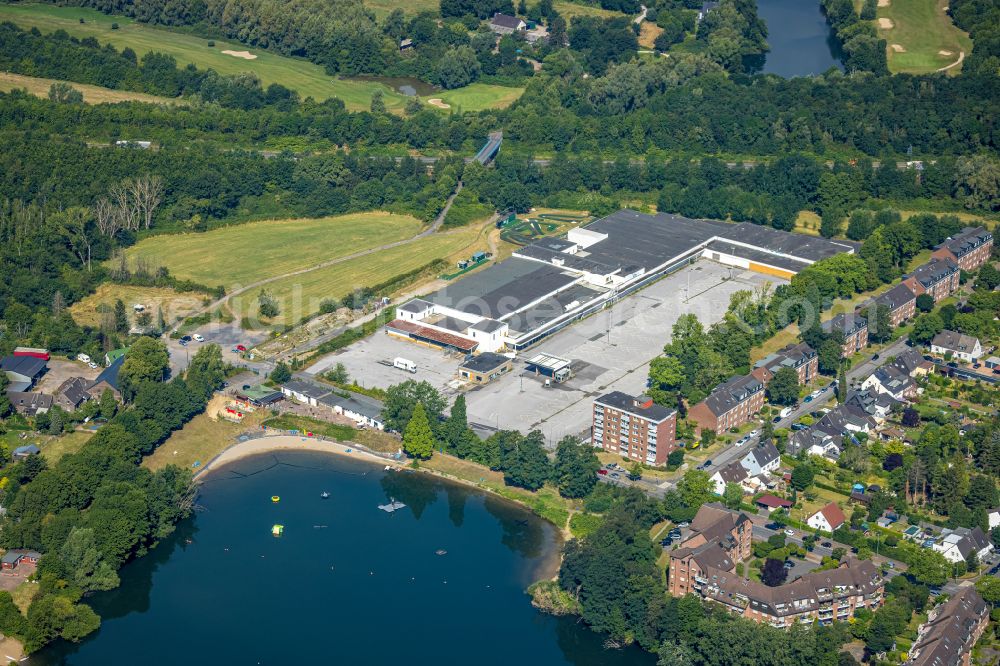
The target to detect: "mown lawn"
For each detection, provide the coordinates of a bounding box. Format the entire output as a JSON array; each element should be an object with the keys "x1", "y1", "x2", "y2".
[
  {"x1": 124, "y1": 212, "x2": 423, "y2": 289},
  {"x1": 876, "y1": 0, "x2": 971, "y2": 74},
  {"x1": 362, "y1": 0, "x2": 439, "y2": 17},
  {"x1": 143, "y1": 410, "x2": 263, "y2": 472},
  {"x1": 0, "y1": 3, "x2": 526, "y2": 112},
  {"x1": 0, "y1": 71, "x2": 180, "y2": 105},
  {"x1": 227, "y1": 222, "x2": 488, "y2": 322}
]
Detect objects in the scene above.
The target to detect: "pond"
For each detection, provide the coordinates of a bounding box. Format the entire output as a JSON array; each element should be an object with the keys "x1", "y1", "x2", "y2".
[
  {"x1": 747, "y1": 0, "x2": 844, "y2": 77},
  {"x1": 349, "y1": 76, "x2": 439, "y2": 97},
  {"x1": 32, "y1": 451, "x2": 655, "y2": 666}
]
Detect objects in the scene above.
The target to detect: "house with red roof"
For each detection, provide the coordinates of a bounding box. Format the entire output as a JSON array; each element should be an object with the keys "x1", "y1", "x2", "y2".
[{"x1": 807, "y1": 502, "x2": 847, "y2": 533}]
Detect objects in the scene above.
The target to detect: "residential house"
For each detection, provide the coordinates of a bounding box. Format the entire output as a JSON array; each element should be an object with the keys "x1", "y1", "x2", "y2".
[
  {"x1": 907, "y1": 587, "x2": 989, "y2": 666},
  {"x1": 593, "y1": 391, "x2": 677, "y2": 465},
  {"x1": 903, "y1": 258, "x2": 960, "y2": 303},
  {"x1": 489, "y1": 13, "x2": 526, "y2": 34},
  {"x1": 740, "y1": 441, "x2": 781, "y2": 477},
  {"x1": 861, "y1": 365, "x2": 918, "y2": 401},
  {"x1": 7, "y1": 392, "x2": 52, "y2": 416},
  {"x1": 751, "y1": 342, "x2": 818, "y2": 386},
  {"x1": 931, "y1": 226, "x2": 994, "y2": 272},
  {"x1": 280, "y1": 379, "x2": 331, "y2": 407},
  {"x1": 54, "y1": 376, "x2": 93, "y2": 411},
  {"x1": 11, "y1": 444, "x2": 40, "y2": 460},
  {"x1": 399, "y1": 38, "x2": 413, "y2": 51},
  {"x1": 457, "y1": 352, "x2": 513, "y2": 385},
  {"x1": 0, "y1": 355, "x2": 47, "y2": 392},
  {"x1": 807, "y1": 503, "x2": 847, "y2": 532},
  {"x1": 318, "y1": 392, "x2": 386, "y2": 431},
  {"x1": 668, "y1": 504, "x2": 753, "y2": 596},
  {"x1": 697, "y1": 0, "x2": 719, "y2": 20},
  {"x1": 889, "y1": 349, "x2": 933, "y2": 378},
  {"x1": 788, "y1": 404, "x2": 876, "y2": 459},
  {"x1": 931, "y1": 330, "x2": 983, "y2": 362},
  {"x1": 822, "y1": 312, "x2": 868, "y2": 358},
  {"x1": 845, "y1": 388, "x2": 898, "y2": 422},
  {"x1": 932, "y1": 527, "x2": 993, "y2": 564},
  {"x1": 688, "y1": 374, "x2": 765, "y2": 434},
  {"x1": 711, "y1": 461, "x2": 749, "y2": 496}
]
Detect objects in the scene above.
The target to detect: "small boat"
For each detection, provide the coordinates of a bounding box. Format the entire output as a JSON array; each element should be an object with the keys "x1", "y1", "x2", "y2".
[
  {"x1": 272, "y1": 524, "x2": 284, "y2": 537},
  {"x1": 435, "y1": 549, "x2": 447, "y2": 556},
  {"x1": 378, "y1": 499, "x2": 406, "y2": 513},
  {"x1": 271, "y1": 496, "x2": 280, "y2": 503},
  {"x1": 320, "y1": 491, "x2": 330, "y2": 499}
]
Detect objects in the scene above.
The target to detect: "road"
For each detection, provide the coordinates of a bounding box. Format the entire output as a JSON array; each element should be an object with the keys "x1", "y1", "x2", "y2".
[{"x1": 702, "y1": 336, "x2": 913, "y2": 475}]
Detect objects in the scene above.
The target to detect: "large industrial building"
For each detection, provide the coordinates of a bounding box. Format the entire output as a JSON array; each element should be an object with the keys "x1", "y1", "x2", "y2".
[{"x1": 389, "y1": 210, "x2": 856, "y2": 354}]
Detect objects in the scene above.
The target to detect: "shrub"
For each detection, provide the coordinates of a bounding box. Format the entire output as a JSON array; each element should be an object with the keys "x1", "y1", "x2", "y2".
[{"x1": 111, "y1": 22, "x2": 119, "y2": 29}]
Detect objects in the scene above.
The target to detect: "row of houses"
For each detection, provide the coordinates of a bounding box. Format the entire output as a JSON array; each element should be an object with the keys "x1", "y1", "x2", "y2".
[
  {"x1": 709, "y1": 441, "x2": 781, "y2": 496},
  {"x1": 667, "y1": 505, "x2": 884, "y2": 628},
  {"x1": 907, "y1": 587, "x2": 989, "y2": 666}
]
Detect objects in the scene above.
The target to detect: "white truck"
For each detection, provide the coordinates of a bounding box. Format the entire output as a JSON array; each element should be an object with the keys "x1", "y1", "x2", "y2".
[{"x1": 393, "y1": 357, "x2": 417, "y2": 373}]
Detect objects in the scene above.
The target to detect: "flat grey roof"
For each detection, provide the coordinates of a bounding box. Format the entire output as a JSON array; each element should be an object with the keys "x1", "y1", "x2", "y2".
[
  {"x1": 398, "y1": 298, "x2": 432, "y2": 313},
  {"x1": 723, "y1": 222, "x2": 858, "y2": 261},
  {"x1": 460, "y1": 352, "x2": 511, "y2": 374},
  {"x1": 580, "y1": 210, "x2": 726, "y2": 273},
  {"x1": 427, "y1": 258, "x2": 578, "y2": 319},
  {"x1": 504, "y1": 283, "x2": 605, "y2": 335},
  {"x1": 704, "y1": 240, "x2": 805, "y2": 272}
]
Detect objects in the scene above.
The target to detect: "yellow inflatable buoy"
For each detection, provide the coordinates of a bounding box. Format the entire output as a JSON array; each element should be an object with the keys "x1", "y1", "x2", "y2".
[
  {"x1": 272, "y1": 524, "x2": 284, "y2": 537},
  {"x1": 271, "y1": 496, "x2": 280, "y2": 503}
]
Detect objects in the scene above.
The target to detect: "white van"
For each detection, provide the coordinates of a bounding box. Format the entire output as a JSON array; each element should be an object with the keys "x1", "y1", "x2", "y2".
[
  {"x1": 779, "y1": 406, "x2": 793, "y2": 419},
  {"x1": 77, "y1": 353, "x2": 91, "y2": 364},
  {"x1": 393, "y1": 357, "x2": 417, "y2": 373}
]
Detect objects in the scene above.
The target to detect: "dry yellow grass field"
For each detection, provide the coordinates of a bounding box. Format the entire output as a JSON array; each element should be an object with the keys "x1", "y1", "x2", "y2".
[
  {"x1": 70, "y1": 284, "x2": 210, "y2": 329},
  {"x1": 0, "y1": 72, "x2": 180, "y2": 105}
]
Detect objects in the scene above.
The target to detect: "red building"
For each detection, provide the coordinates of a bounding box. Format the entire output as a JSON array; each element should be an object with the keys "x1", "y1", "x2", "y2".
[
  {"x1": 688, "y1": 374, "x2": 765, "y2": 435},
  {"x1": 903, "y1": 258, "x2": 960, "y2": 304},
  {"x1": 822, "y1": 312, "x2": 869, "y2": 358},
  {"x1": 751, "y1": 342, "x2": 818, "y2": 386},
  {"x1": 931, "y1": 226, "x2": 993, "y2": 272},
  {"x1": 592, "y1": 391, "x2": 677, "y2": 465}
]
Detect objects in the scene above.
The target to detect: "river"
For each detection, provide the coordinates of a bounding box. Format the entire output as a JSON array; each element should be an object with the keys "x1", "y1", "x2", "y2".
[
  {"x1": 748, "y1": 0, "x2": 844, "y2": 77},
  {"x1": 33, "y1": 451, "x2": 654, "y2": 665}
]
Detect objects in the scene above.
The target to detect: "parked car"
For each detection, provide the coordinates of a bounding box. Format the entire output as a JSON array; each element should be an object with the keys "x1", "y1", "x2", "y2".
[
  {"x1": 235, "y1": 344, "x2": 247, "y2": 352},
  {"x1": 772, "y1": 416, "x2": 782, "y2": 423},
  {"x1": 661, "y1": 537, "x2": 673, "y2": 547},
  {"x1": 947, "y1": 361, "x2": 958, "y2": 368},
  {"x1": 77, "y1": 353, "x2": 91, "y2": 363},
  {"x1": 973, "y1": 363, "x2": 981, "y2": 369},
  {"x1": 242, "y1": 384, "x2": 251, "y2": 390},
  {"x1": 871, "y1": 353, "x2": 879, "y2": 360},
  {"x1": 193, "y1": 334, "x2": 205, "y2": 342},
  {"x1": 791, "y1": 423, "x2": 809, "y2": 431},
  {"x1": 783, "y1": 561, "x2": 794, "y2": 569},
  {"x1": 677, "y1": 522, "x2": 690, "y2": 528},
  {"x1": 179, "y1": 340, "x2": 187, "y2": 347},
  {"x1": 821, "y1": 541, "x2": 832, "y2": 548},
  {"x1": 180, "y1": 335, "x2": 192, "y2": 342},
  {"x1": 784, "y1": 529, "x2": 795, "y2": 537},
  {"x1": 88, "y1": 362, "x2": 98, "y2": 369},
  {"x1": 765, "y1": 522, "x2": 781, "y2": 530},
  {"x1": 803, "y1": 395, "x2": 813, "y2": 403},
  {"x1": 597, "y1": 469, "x2": 608, "y2": 476},
  {"x1": 749, "y1": 430, "x2": 759, "y2": 438}
]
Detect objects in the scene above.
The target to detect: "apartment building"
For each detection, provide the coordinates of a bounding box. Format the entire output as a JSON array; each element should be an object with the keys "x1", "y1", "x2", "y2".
[
  {"x1": 688, "y1": 374, "x2": 765, "y2": 434},
  {"x1": 751, "y1": 342, "x2": 818, "y2": 386},
  {"x1": 592, "y1": 391, "x2": 677, "y2": 465},
  {"x1": 668, "y1": 506, "x2": 882, "y2": 628},
  {"x1": 908, "y1": 587, "x2": 989, "y2": 666},
  {"x1": 822, "y1": 312, "x2": 869, "y2": 358},
  {"x1": 864, "y1": 282, "x2": 917, "y2": 328},
  {"x1": 932, "y1": 226, "x2": 994, "y2": 272},
  {"x1": 903, "y1": 258, "x2": 960, "y2": 303}
]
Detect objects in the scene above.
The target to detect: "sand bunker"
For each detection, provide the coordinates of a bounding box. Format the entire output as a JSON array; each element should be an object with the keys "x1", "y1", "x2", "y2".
[
  {"x1": 891, "y1": 44, "x2": 906, "y2": 52},
  {"x1": 938, "y1": 49, "x2": 954, "y2": 56},
  {"x1": 877, "y1": 17, "x2": 894, "y2": 28},
  {"x1": 877, "y1": 0, "x2": 890, "y2": 5},
  {"x1": 427, "y1": 98, "x2": 451, "y2": 109},
  {"x1": 222, "y1": 50, "x2": 257, "y2": 60}
]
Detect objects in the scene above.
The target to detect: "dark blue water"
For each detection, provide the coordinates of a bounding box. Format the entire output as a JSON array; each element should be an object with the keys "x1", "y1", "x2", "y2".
[
  {"x1": 750, "y1": 0, "x2": 844, "y2": 77},
  {"x1": 33, "y1": 451, "x2": 654, "y2": 665}
]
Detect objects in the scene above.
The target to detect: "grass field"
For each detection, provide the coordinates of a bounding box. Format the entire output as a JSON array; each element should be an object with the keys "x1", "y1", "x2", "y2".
[
  {"x1": 638, "y1": 22, "x2": 663, "y2": 49},
  {"x1": 38, "y1": 431, "x2": 93, "y2": 464},
  {"x1": 124, "y1": 212, "x2": 423, "y2": 288},
  {"x1": 0, "y1": 71, "x2": 180, "y2": 105},
  {"x1": 551, "y1": 0, "x2": 623, "y2": 18},
  {"x1": 143, "y1": 409, "x2": 264, "y2": 472},
  {"x1": 363, "y1": 0, "x2": 438, "y2": 17},
  {"x1": 70, "y1": 284, "x2": 210, "y2": 328},
  {"x1": 227, "y1": 222, "x2": 487, "y2": 322},
  {"x1": 0, "y1": 3, "x2": 524, "y2": 112},
  {"x1": 876, "y1": 0, "x2": 971, "y2": 74}
]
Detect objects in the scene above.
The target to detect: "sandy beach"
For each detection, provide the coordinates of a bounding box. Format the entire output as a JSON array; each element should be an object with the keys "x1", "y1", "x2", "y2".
[{"x1": 194, "y1": 435, "x2": 403, "y2": 481}]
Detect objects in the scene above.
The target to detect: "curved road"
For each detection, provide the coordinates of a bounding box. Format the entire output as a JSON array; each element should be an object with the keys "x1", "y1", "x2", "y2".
[{"x1": 183, "y1": 182, "x2": 464, "y2": 321}]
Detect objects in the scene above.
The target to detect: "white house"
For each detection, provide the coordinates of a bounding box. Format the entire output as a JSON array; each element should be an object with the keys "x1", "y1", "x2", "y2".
[
  {"x1": 739, "y1": 441, "x2": 780, "y2": 477},
  {"x1": 807, "y1": 503, "x2": 847, "y2": 533},
  {"x1": 318, "y1": 393, "x2": 385, "y2": 431},
  {"x1": 710, "y1": 461, "x2": 749, "y2": 496},
  {"x1": 930, "y1": 330, "x2": 983, "y2": 362},
  {"x1": 932, "y1": 527, "x2": 994, "y2": 564},
  {"x1": 861, "y1": 366, "x2": 917, "y2": 401}
]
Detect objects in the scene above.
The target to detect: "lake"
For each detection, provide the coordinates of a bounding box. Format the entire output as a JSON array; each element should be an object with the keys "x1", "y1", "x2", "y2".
[
  {"x1": 32, "y1": 451, "x2": 654, "y2": 666},
  {"x1": 748, "y1": 0, "x2": 844, "y2": 77}
]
